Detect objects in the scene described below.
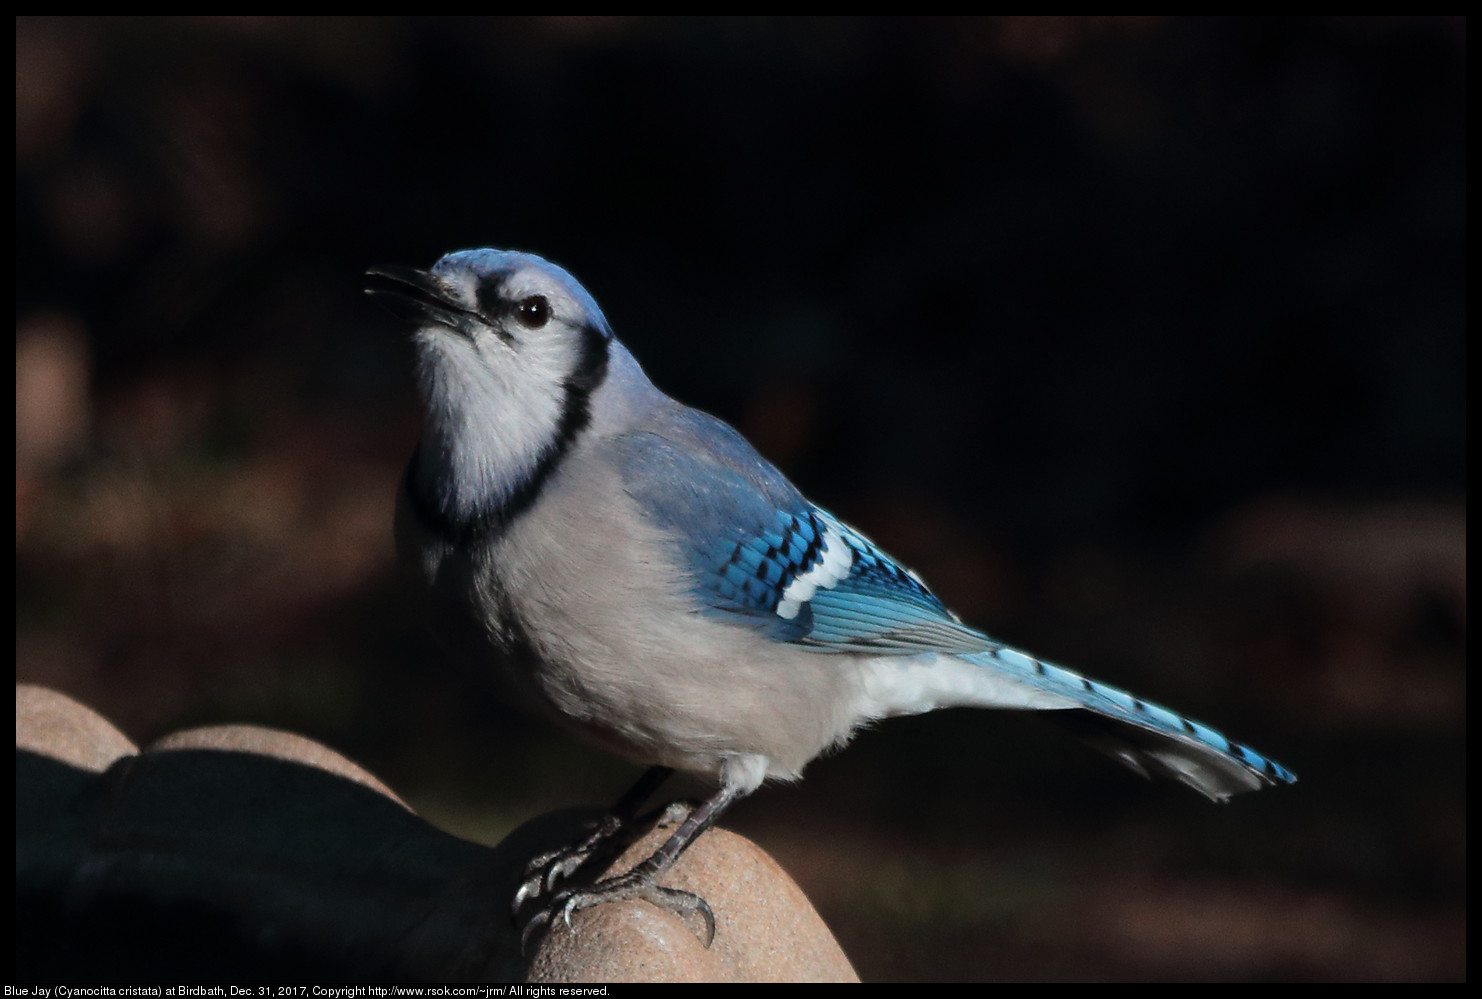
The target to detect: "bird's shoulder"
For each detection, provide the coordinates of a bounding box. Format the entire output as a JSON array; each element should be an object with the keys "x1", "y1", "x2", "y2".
[{"x1": 602, "y1": 400, "x2": 985, "y2": 652}]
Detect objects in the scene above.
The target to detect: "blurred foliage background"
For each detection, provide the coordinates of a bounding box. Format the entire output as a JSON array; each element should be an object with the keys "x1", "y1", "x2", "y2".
[{"x1": 15, "y1": 17, "x2": 1464, "y2": 981}]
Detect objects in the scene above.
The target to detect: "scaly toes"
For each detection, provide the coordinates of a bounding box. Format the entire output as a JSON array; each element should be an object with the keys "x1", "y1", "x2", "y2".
[
  {"x1": 520, "y1": 877, "x2": 716, "y2": 952},
  {"x1": 638, "y1": 883, "x2": 715, "y2": 946}
]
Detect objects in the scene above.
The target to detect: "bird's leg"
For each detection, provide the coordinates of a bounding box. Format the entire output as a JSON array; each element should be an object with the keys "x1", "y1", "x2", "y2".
[
  {"x1": 521, "y1": 781, "x2": 744, "y2": 951},
  {"x1": 513, "y1": 765, "x2": 673, "y2": 913}
]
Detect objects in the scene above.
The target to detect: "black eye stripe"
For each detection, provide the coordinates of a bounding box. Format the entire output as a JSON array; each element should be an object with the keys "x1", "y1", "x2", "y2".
[
  {"x1": 472, "y1": 279, "x2": 550, "y2": 335},
  {"x1": 474, "y1": 283, "x2": 506, "y2": 321}
]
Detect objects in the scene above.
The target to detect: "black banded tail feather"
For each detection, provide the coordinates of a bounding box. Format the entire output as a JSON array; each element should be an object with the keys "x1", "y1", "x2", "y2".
[{"x1": 960, "y1": 646, "x2": 1297, "y2": 800}]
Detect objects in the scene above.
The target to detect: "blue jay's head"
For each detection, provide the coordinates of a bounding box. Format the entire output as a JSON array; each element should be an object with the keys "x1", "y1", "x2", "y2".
[{"x1": 368, "y1": 249, "x2": 614, "y2": 528}]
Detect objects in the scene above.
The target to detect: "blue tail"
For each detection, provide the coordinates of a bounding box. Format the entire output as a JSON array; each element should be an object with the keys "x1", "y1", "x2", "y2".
[{"x1": 963, "y1": 646, "x2": 1297, "y2": 801}]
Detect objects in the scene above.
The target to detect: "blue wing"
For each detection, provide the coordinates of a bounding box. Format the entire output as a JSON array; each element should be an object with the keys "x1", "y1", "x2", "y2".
[
  {"x1": 612, "y1": 407, "x2": 1296, "y2": 798},
  {"x1": 612, "y1": 407, "x2": 986, "y2": 652}
]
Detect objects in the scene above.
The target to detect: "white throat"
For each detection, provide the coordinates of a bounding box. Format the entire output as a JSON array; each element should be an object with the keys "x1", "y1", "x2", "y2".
[{"x1": 413, "y1": 326, "x2": 572, "y2": 521}]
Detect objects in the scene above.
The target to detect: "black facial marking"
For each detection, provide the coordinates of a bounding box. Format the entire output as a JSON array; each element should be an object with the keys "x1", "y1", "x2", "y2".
[
  {"x1": 408, "y1": 315, "x2": 611, "y2": 545},
  {"x1": 474, "y1": 280, "x2": 508, "y2": 325}
]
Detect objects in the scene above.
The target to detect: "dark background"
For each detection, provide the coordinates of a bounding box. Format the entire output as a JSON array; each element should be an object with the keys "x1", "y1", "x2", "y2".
[{"x1": 16, "y1": 17, "x2": 1464, "y2": 981}]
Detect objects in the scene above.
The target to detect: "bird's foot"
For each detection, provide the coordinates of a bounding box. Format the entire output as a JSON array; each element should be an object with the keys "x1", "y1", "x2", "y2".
[
  {"x1": 515, "y1": 799, "x2": 710, "y2": 952},
  {"x1": 519, "y1": 865, "x2": 716, "y2": 952},
  {"x1": 512, "y1": 811, "x2": 628, "y2": 914},
  {"x1": 511, "y1": 797, "x2": 698, "y2": 915}
]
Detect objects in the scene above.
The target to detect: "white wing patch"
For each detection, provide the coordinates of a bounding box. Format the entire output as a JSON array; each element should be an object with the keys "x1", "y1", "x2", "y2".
[{"x1": 775, "y1": 524, "x2": 854, "y2": 620}]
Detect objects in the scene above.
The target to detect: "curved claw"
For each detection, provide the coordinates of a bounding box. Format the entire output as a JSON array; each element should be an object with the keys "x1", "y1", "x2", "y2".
[
  {"x1": 514, "y1": 855, "x2": 567, "y2": 914},
  {"x1": 520, "y1": 904, "x2": 554, "y2": 953},
  {"x1": 550, "y1": 848, "x2": 592, "y2": 887},
  {"x1": 520, "y1": 875, "x2": 716, "y2": 953},
  {"x1": 513, "y1": 880, "x2": 536, "y2": 912},
  {"x1": 512, "y1": 872, "x2": 547, "y2": 913},
  {"x1": 559, "y1": 893, "x2": 582, "y2": 929},
  {"x1": 644, "y1": 884, "x2": 715, "y2": 947}
]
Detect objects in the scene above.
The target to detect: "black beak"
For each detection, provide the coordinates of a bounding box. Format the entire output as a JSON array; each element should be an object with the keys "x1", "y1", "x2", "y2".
[{"x1": 365, "y1": 265, "x2": 462, "y2": 326}]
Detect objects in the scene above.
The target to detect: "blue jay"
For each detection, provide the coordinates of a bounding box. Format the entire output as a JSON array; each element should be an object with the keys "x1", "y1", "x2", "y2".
[{"x1": 367, "y1": 248, "x2": 1295, "y2": 946}]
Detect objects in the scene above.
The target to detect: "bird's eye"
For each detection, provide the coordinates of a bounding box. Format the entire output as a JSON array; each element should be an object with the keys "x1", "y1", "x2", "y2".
[{"x1": 514, "y1": 295, "x2": 550, "y2": 329}]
